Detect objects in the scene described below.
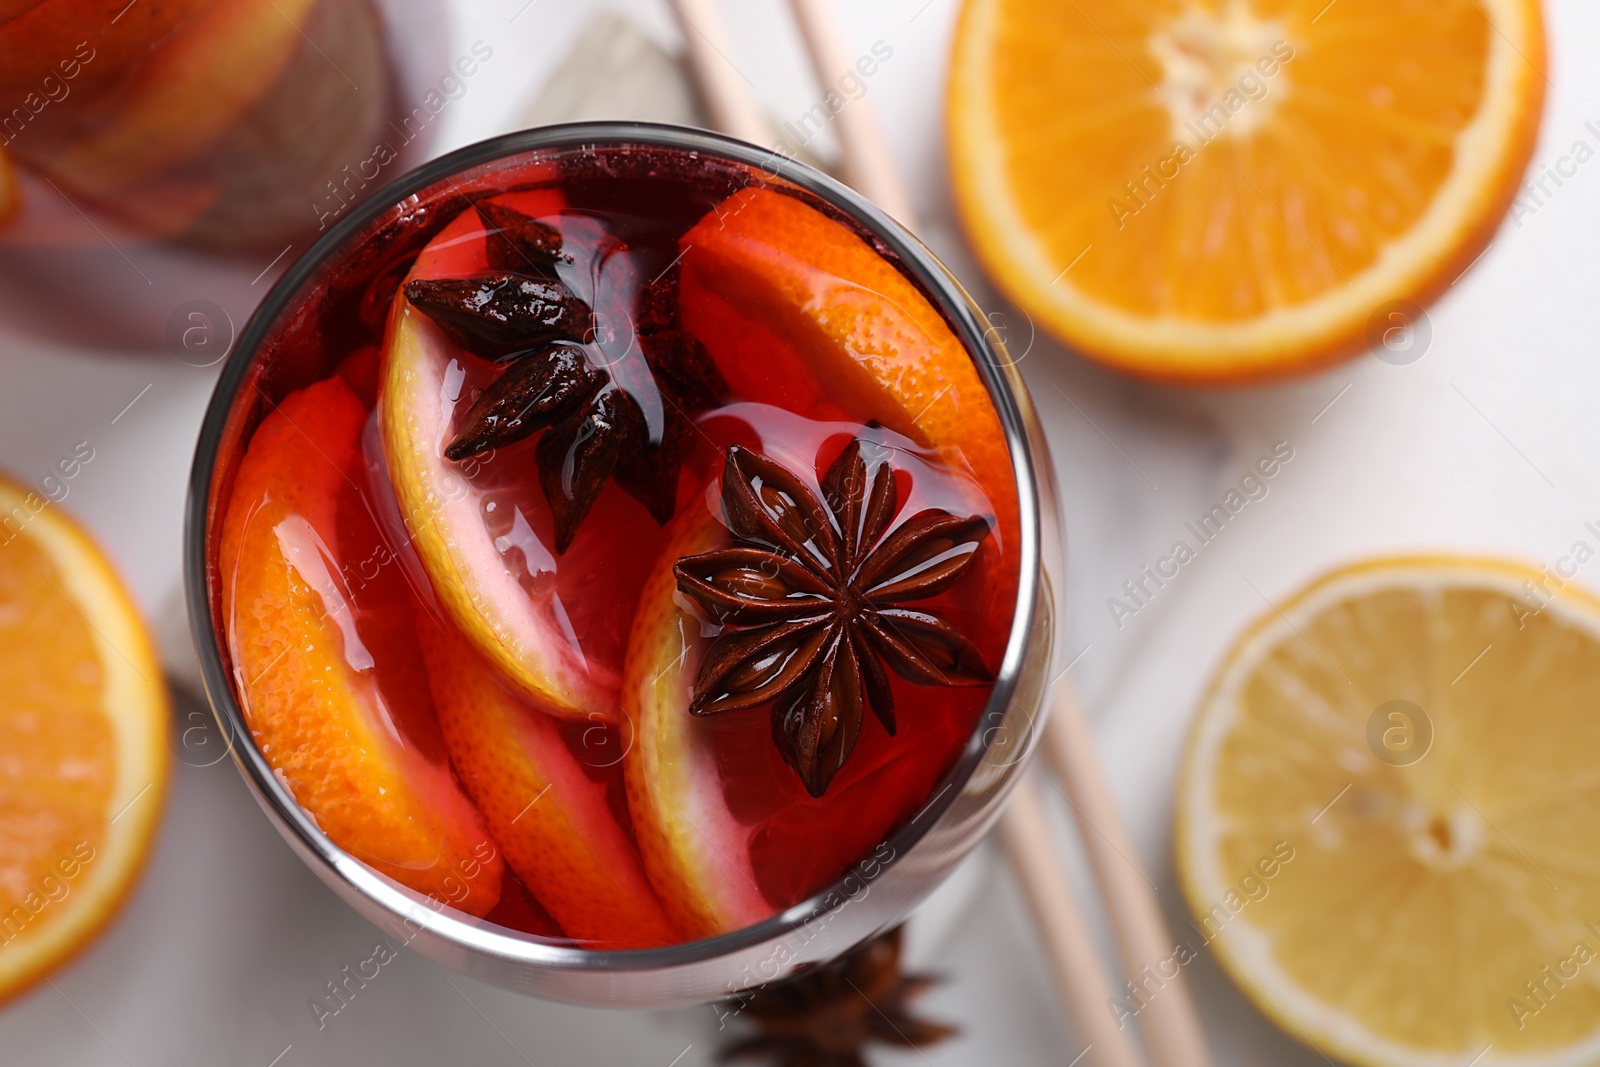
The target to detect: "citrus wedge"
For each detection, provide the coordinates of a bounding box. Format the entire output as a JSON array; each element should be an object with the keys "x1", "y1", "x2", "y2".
[
  {"x1": 949, "y1": 0, "x2": 1546, "y2": 382},
  {"x1": 381, "y1": 190, "x2": 662, "y2": 718},
  {"x1": 221, "y1": 377, "x2": 502, "y2": 916},
  {"x1": 418, "y1": 620, "x2": 680, "y2": 948},
  {"x1": 1177, "y1": 557, "x2": 1600, "y2": 1066},
  {"x1": 0, "y1": 472, "x2": 167, "y2": 1005},
  {"x1": 622, "y1": 511, "x2": 772, "y2": 937},
  {"x1": 678, "y1": 186, "x2": 1018, "y2": 549}
]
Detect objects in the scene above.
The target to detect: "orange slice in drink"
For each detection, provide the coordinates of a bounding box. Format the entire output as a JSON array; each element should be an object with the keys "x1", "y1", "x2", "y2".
[
  {"x1": 0, "y1": 473, "x2": 168, "y2": 1005},
  {"x1": 418, "y1": 621, "x2": 680, "y2": 948},
  {"x1": 221, "y1": 377, "x2": 503, "y2": 916},
  {"x1": 948, "y1": 0, "x2": 1546, "y2": 382},
  {"x1": 679, "y1": 187, "x2": 1017, "y2": 536}
]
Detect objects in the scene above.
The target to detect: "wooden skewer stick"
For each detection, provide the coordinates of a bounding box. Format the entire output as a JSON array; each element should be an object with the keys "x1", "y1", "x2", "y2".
[
  {"x1": 1045, "y1": 686, "x2": 1213, "y2": 1067},
  {"x1": 999, "y1": 778, "x2": 1146, "y2": 1067},
  {"x1": 783, "y1": 0, "x2": 916, "y2": 225},
  {"x1": 668, "y1": 0, "x2": 771, "y2": 145}
]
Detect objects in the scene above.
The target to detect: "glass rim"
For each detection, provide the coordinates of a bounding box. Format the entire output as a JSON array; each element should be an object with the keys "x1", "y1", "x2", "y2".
[{"x1": 183, "y1": 120, "x2": 1045, "y2": 975}]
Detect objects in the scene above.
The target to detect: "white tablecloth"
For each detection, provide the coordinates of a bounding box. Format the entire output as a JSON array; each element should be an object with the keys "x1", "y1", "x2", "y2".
[{"x1": 2, "y1": 0, "x2": 1596, "y2": 1063}]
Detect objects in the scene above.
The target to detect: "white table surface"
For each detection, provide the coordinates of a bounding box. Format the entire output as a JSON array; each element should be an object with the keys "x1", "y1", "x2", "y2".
[{"x1": 2, "y1": 0, "x2": 1598, "y2": 1063}]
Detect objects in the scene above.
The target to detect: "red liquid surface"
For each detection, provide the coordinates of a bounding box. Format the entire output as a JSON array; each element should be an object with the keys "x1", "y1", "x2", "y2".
[{"x1": 219, "y1": 148, "x2": 1021, "y2": 947}]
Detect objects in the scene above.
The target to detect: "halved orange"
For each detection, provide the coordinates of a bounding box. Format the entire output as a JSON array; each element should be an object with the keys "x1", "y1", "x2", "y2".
[
  {"x1": 221, "y1": 376, "x2": 503, "y2": 916},
  {"x1": 0, "y1": 473, "x2": 168, "y2": 1004},
  {"x1": 948, "y1": 0, "x2": 1546, "y2": 382}
]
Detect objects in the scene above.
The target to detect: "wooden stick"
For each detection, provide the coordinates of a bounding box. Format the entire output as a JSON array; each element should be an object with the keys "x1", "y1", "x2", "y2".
[
  {"x1": 1045, "y1": 686, "x2": 1212, "y2": 1067},
  {"x1": 783, "y1": 0, "x2": 916, "y2": 225},
  {"x1": 668, "y1": 0, "x2": 771, "y2": 145},
  {"x1": 999, "y1": 779, "x2": 1145, "y2": 1067}
]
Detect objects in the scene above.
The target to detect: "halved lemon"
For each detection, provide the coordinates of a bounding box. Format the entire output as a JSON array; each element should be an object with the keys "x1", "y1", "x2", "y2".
[
  {"x1": 948, "y1": 0, "x2": 1547, "y2": 382},
  {"x1": 0, "y1": 473, "x2": 168, "y2": 1004},
  {"x1": 1177, "y1": 557, "x2": 1600, "y2": 1066}
]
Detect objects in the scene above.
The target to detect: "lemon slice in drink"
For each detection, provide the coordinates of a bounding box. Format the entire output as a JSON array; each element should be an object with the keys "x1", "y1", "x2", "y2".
[{"x1": 1177, "y1": 557, "x2": 1600, "y2": 1066}]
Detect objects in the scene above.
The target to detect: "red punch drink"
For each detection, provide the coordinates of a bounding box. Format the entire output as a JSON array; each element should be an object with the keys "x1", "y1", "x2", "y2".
[{"x1": 207, "y1": 133, "x2": 1026, "y2": 954}]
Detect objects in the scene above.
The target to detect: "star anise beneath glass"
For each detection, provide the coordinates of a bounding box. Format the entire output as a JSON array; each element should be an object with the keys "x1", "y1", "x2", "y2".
[
  {"x1": 675, "y1": 433, "x2": 994, "y2": 796},
  {"x1": 718, "y1": 926, "x2": 956, "y2": 1067},
  {"x1": 402, "y1": 201, "x2": 726, "y2": 552}
]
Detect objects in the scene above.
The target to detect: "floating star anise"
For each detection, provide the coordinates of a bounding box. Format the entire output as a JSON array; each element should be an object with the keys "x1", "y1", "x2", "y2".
[
  {"x1": 675, "y1": 433, "x2": 993, "y2": 796},
  {"x1": 402, "y1": 201, "x2": 726, "y2": 552},
  {"x1": 614, "y1": 262, "x2": 727, "y2": 525},
  {"x1": 475, "y1": 199, "x2": 571, "y2": 275},
  {"x1": 403, "y1": 273, "x2": 593, "y2": 359},
  {"x1": 717, "y1": 926, "x2": 956, "y2": 1067}
]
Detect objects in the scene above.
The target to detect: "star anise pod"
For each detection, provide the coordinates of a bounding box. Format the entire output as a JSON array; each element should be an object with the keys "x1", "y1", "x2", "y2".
[
  {"x1": 443, "y1": 340, "x2": 607, "y2": 460},
  {"x1": 675, "y1": 433, "x2": 993, "y2": 796},
  {"x1": 403, "y1": 273, "x2": 593, "y2": 360},
  {"x1": 475, "y1": 199, "x2": 571, "y2": 275},
  {"x1": 402, "y1": 201, "x2": 726, "y2": 552},
  {"x1": 613, "y1": 262, "x2": 727, "y2": 524},
  {"x1": 718, "y1": 926, "x2": 956, "y2": 1067}
]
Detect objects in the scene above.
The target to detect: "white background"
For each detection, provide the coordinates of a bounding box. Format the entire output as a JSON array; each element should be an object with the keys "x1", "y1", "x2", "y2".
[{"x1": 0, "y1": 0, "x2": 1596, "y2": 1063}]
